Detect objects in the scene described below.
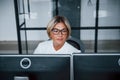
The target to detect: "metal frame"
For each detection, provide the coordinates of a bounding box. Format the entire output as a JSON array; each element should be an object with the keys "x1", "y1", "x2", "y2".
[{"x1": 14, "y1": 0, "x2": 29, "y2": 54}]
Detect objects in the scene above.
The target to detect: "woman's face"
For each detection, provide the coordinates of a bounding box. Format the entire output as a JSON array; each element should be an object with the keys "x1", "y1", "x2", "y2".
[{"x1": 50, "y1": 22, "x2": 68, "y2": 46}]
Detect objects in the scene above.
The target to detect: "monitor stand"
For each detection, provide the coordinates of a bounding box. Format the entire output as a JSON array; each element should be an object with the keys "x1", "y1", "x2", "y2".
[{"x1": 14, "y1": 76, "x2": 29, "y2": 80}]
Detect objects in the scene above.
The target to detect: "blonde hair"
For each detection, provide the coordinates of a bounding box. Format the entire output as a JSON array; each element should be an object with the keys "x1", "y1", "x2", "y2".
[{"x1": 47, "y1": 16, "x2": 71, "y2": 39}]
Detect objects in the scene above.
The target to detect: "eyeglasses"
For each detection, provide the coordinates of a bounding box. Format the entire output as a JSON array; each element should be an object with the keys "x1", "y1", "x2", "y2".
[{"x1": 51, "y1": 28, "x2": 68, "y2": 35}]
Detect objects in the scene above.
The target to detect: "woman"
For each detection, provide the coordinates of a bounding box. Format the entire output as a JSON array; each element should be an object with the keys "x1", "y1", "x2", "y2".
[{"x1": 34, "y1": 16, "x2": 81, "y2": 54}]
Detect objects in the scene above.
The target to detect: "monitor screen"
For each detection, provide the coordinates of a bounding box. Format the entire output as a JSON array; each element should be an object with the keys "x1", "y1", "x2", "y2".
[
  {"x1": 0, "y1": 54, "x2": 70, "y2": 80},
  {"x1": 73, "y1": 53, "x2": 120, "y2": 80}
]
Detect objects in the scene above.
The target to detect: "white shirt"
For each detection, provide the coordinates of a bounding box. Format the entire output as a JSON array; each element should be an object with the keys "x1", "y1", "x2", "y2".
[{"x1": 34, "y1": 40, "x2": 81, "y2": 54}]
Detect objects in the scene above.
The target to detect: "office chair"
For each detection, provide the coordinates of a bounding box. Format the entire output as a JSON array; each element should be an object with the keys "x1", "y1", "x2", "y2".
[{"x1": 67, "y1": 37, "x2": 85, "y2": 53}]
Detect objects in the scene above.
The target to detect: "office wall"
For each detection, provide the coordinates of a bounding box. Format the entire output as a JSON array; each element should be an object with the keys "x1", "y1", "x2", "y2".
[
  {"x1": 0, "y1": 0, "x2": 17, "y2": 41},
  {"x1": 0, "y1": 0, "x2": 119, "y2": 41},
  {"x1": 0, "y1": 0, "x2": 52, "y2": 41}
]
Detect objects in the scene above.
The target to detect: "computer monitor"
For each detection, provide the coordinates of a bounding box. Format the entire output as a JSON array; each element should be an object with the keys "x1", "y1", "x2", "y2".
[
  {"x1": 73, "y1": 53, "x2": 120, "y2": 80},
  {"x1": 0, "y1": 54, "x2": 70, "y2": 80}
]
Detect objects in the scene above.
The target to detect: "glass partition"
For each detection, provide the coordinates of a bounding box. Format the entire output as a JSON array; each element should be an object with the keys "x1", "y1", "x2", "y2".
[
  {"x1": 80, "y1": 30, "x2": 95, "y2": 52},
  {"x1": 98, "y1": 29, "x2": 120, "y2": 52},
  {"x1": 14, "y1": 0, "x2": 120, "y2": 54},
  {"x1": 97, "y1": 0, "x2": 120, "y2": 52}
]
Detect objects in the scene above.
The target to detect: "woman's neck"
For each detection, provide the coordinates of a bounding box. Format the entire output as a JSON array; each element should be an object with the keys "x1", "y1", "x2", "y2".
[{"x1": 53, "y1": 43, "x2": 64, "y2": 51}]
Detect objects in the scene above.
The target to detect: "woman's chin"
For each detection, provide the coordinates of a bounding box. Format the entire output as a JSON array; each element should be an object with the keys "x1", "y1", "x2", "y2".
[{"x1": 56, "y1": 41, "x2": 65, "y2": 45}]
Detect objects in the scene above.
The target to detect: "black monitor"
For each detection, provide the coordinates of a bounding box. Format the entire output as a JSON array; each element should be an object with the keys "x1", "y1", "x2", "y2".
[
  {"x1": 0, "y1": 54, "x2": 70, "y2": 80},
  {"x1": 73, "y1": 53, "x2": 120, "y2": 80}
]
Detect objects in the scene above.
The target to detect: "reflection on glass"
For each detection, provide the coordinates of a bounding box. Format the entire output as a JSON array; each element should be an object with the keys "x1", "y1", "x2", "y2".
[
  {"x1": 81, "y1": 0, "x2": 96, "y2": 27},
  {"x1": 99, "y1": 0, "x2": 120, "y2": 26},
  {"x1": 25, "y1": 0, "x2": 53, "y2": 27}
]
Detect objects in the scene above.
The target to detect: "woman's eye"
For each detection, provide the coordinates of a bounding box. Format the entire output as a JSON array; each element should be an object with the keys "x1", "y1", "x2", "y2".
[
  {"x1": 53, "y1": 29, "x2": 58, "y2": 32},
  {"x1": 62, "y1": 29, "x2": 67, "y2": 32}
]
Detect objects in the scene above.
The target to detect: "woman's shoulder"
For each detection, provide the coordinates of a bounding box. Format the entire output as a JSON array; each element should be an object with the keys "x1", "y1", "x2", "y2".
[
  {"x1": 34, "y1": 40, "x2": 52, "y2": 54},
  {"x1": 65, "y1": 42, "x2": 81, "y2": 53},
  {"x1": 65, "y1": 42, "x2": 76, "y2": 48}
]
